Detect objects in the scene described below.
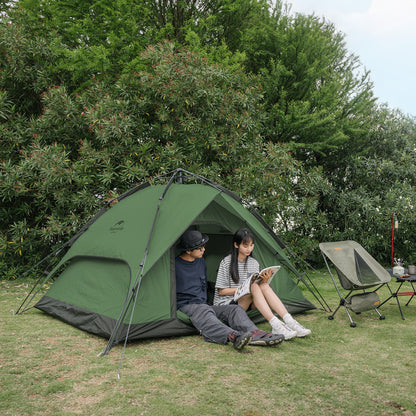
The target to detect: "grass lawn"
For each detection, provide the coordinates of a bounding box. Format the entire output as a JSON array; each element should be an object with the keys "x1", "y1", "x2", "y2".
[{"x1": 1, "y1": 270, "x2": 415, "y2": 416}]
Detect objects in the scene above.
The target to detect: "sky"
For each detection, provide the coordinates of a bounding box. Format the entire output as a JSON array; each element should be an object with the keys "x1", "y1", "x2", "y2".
[{"x1": 283, "y1": 0, "x2": 416, "y2": 116}]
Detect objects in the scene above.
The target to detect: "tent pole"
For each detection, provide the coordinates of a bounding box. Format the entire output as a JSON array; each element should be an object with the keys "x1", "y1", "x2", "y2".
[
  {"x1": 102, "y1": 170, "x2": 179, "y2": 357},
  {"x1": 15, "y1": 245, "x2": 67, "y2": 314},
  {"x1": 391, "y1": 210, "x2": 399, "y2": 268},
  {"x1": 391, "y1": 210, "x2": 394, "y2": 268},
  {"x1": 295, "y1": 270, "x2": 332, "y2": 312}
]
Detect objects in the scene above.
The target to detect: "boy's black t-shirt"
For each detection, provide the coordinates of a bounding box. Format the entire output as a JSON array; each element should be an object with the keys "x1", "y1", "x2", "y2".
[{"x1": 175, "y1": 256, "x2": 207, "y2": 309}]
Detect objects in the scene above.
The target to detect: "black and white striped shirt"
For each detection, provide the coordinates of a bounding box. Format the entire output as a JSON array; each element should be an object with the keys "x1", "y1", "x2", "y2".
[{"x1": 213, "y1": 254, "x2": 259, "y2": 305}]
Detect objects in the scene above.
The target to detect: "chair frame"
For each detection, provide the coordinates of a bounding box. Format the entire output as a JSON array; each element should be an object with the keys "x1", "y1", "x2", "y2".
[{"x1": 321, "y1": 253, "x2": 386, "y2": 327}]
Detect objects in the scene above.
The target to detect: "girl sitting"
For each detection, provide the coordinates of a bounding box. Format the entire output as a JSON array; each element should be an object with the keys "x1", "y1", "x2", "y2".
[{"x1": 213, "y1": 228, "x2": 311, "y2": 339}]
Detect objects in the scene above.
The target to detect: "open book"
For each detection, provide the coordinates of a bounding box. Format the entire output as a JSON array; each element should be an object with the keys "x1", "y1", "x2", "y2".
[{"x1": 233, "y1": 266, "x2": 280, "y2": 302}]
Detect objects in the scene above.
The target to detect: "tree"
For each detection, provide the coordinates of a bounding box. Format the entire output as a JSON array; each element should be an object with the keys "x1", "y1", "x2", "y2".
[
  {"x1": 0, "y1": 41, "x2": 265, "y2": 277},
  {"x1": 14, "y1": 0, "x2": 272, "y2": 88},
  {"x1": 3, "y1": 0, "x2": 414, "y2": 277},
  {"x1": 14, "y1": 0, "x2": 157, "y2": 91},
  {"x1": 239, "y1": 3, "x2": 376, "y2": 171},
  {"x1": 227, "y1": 141, "x2": 330, "y2": 257},
  {"x1": 0, "y1": 10, "x2": 54, "y2": 116},
  {"x1": 318, "y1": 107, "x2": 416, "y2": 264}
]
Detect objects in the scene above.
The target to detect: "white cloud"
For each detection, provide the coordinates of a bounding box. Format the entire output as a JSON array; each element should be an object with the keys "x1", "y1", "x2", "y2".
[
  {"x1": 285, "y1": 0, "x2": 416, "y2": 43},
  {"x1": 367, "y1": 0, "x2": 416, "y2": 37}
]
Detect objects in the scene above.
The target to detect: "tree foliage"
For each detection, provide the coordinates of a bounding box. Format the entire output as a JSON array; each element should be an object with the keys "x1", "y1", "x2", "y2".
[
  {"x1": 0, "y1": 11, "x2": 53, "y2": 116},
  {"x1": 1, "y1": 0, "x2": 416, "y2": 279},
  {"x1": 2, "y1": 40, "x2": 326, "y2": 277},
  {"x1": 241, "y1": 5, "x2": 376, "y2": 170},
  {"x1": 321, "y1": 106, "x2": 416, "y2": 264}
]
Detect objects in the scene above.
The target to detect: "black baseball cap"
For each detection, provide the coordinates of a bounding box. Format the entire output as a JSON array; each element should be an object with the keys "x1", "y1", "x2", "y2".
[{"x1": 180, "y1": 230, "x2": 209, "y2": 251}]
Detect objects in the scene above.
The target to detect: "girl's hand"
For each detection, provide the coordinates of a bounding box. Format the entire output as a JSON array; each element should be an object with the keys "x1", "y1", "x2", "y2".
[{"x1": 259, "y1": 268, "x2": 273, "y2": 282}]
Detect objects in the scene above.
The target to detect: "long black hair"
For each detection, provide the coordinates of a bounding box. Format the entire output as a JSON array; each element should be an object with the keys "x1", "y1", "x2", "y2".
[{"x1": 230, "y1": 228, "x2": 255, "y2": 284}]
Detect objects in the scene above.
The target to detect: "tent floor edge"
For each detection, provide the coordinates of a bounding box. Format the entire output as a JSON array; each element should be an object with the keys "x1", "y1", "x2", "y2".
[{"x1": 35, "y1": 296, "x2": 199, "y2": 346}]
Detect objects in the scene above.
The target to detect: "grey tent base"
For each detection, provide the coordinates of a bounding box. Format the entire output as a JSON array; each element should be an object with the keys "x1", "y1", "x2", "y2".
[
  {"x1": 36, "y1": 295, "x2": 315, "y2": 344},
  {"x1": 36, "y1": 296, "x2": 199, "y2": 342}
]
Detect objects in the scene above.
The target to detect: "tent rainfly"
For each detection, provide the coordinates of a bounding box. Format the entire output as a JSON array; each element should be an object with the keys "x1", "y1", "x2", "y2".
[{"x1": 18, "y1": 169, "x2": 323, "y2": 355}]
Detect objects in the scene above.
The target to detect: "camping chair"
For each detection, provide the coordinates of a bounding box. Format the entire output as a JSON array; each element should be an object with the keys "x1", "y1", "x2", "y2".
[
  {"x1": 378, "y1": 271, "x2": 416, "y2": 320},
  {"x1": 319, "y1": 241, "x2": 391, "y2": 327}
]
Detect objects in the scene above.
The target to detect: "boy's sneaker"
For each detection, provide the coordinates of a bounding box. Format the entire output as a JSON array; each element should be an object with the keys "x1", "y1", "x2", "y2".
[
  {"x1": 233, "y1": 331, "x2": 252, "y2": 350},
  {"x1": 285, "y1": 320, "x2": 311, "y2": 337},
  {"x1": 250, "y1": 330, "x2": 284, "y2": 346},
  {"x1": 272, "y1": 323, "x2": 297, "y2": 340}
]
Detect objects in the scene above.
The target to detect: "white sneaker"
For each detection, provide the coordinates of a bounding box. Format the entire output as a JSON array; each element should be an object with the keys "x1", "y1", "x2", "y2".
[
  {"x1": 286, "y1": 320, "x2": 311, "y2": 337},
  {"x1": 272, "y1": 322, "x2": 297, "y2": 340}
]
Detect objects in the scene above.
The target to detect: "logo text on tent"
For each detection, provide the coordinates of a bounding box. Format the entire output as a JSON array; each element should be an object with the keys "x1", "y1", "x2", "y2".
[{"x1": 110, "y1": 220, "x2": 125, "y2": 233}]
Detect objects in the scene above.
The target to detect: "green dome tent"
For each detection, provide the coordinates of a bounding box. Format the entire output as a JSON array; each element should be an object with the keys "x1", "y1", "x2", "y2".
[{"x1": 18, "y1": 169, "x2": 323, "y2": 355}]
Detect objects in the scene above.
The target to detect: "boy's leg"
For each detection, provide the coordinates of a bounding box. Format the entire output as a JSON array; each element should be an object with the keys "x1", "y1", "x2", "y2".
[
  {"x1": 179, "y1": 303, "x2": 233, "y2": 344},
  {"x1": 214, "y1": 304, "x2": 284, "y2": 346},
  {"x1": 212, "y1": 304, "x2": 258, "y2": 333}
]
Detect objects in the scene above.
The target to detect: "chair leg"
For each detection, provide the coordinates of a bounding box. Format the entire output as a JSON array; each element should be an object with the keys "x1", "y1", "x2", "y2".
[
  {"x1": 343, "y1": 305, "x2": 356, "y2": 327},
  {"x1": 329, "y1": 305, "x2": 357, "y2": 327},
  {"x1": 374, "y1": 307, "x2": 385, "y2": 320},
  {"x1": 328, "y1": 294, "x2": 356, "y2": 327},
  {"x1": 331, "y1": 295, "x2": 357, "y2": 327},
  {"x1": 328, "y1": 302, "x2": 342, "y2": 320}
]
